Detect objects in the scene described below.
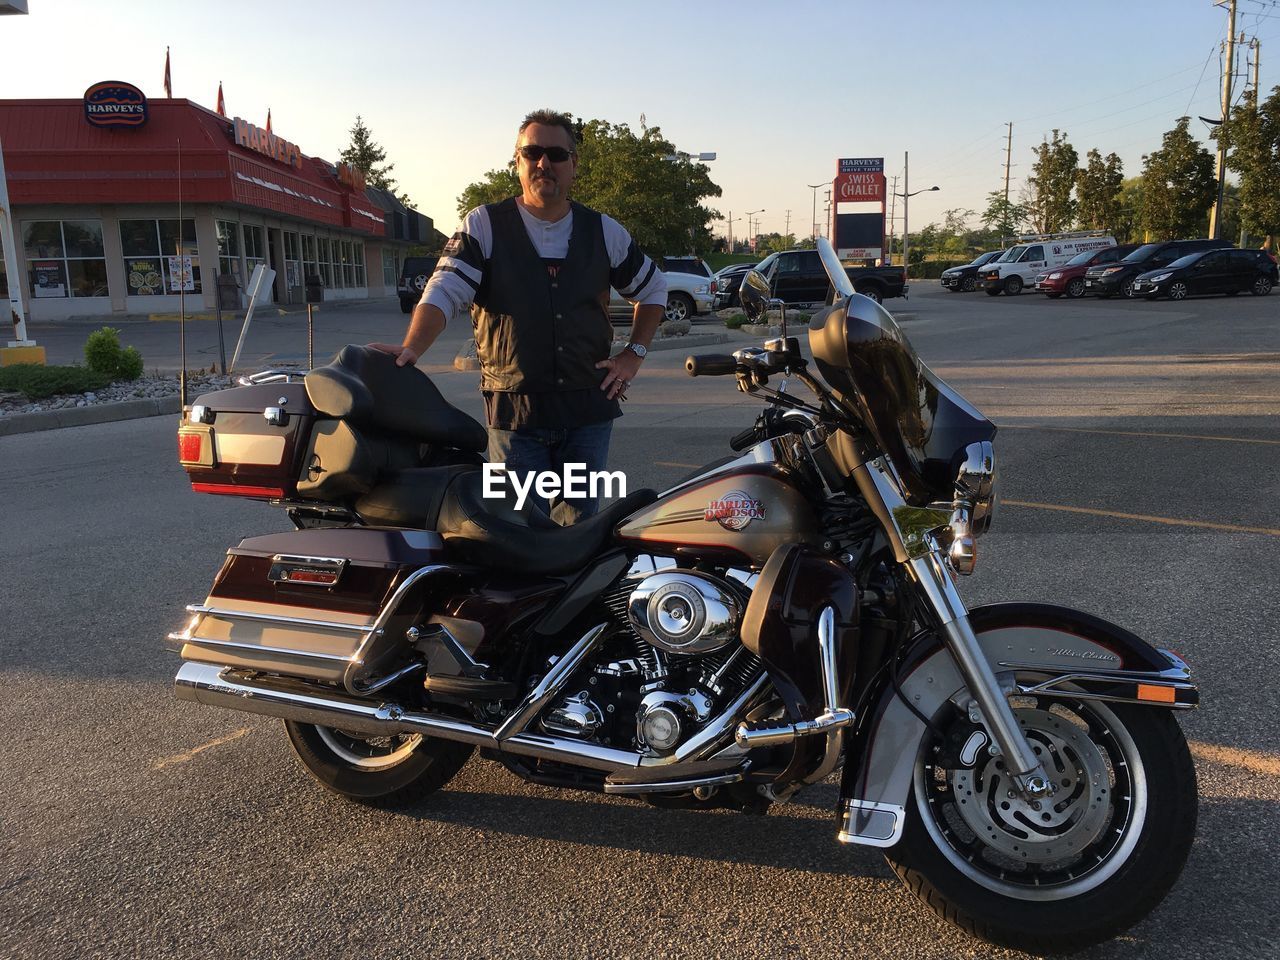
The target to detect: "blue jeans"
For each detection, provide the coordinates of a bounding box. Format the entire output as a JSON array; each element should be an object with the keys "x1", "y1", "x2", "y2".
[{"x1": 487, "y1": 421, "x2": 615, "y2": 526}]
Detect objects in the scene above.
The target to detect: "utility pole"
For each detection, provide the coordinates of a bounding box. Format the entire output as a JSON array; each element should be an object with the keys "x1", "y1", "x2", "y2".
[
  {"x1": 887, "y1": 174, "x2": 899, "y2": 264},
  {"x1": 726, "y1": 211, "x2": 740, "y2": 252},
  {"x1": 1210, "y1": 0, "x2": 1237, "y2": 240},
  {"x1": 1002, "y1": 121, "x2": 1014, "y2": 237},
  {"x1": 784, "y1": 209, "x2": 792, "y2": 238},
  {"x1": 823, "y1": 190, "x2": 831, "y2": 241},
  {"x1": 807, "y1": 183, "x2": 824, "y2": 239},
  {"x1": 902, "y1": 152, "x2": 910, "y2": 280}
]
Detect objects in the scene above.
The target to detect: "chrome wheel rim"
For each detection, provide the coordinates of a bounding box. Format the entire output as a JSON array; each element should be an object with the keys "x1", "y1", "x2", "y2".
[
  {"x1": 316, "y1": 726, "x2": 424, "y2": 770},
  {"x1": 665, "y1": 296, "x2": 690, "y2": 322},
  {"x1": 1067, "y1": 278, "x2": 1085, "y2": 298},
  {"x1": 1121, "y1": 279, "x2": 1135, "y2": 298},
  {"x1": 1170, "y1": 282, "x2": 1187, "y2": 300},
  {"x1": 1254, "y1": 277, "x2": 1271, "y2": 295},
  {"x1": 914, "y1": 694, "x2": 1146, "y2": 901}
]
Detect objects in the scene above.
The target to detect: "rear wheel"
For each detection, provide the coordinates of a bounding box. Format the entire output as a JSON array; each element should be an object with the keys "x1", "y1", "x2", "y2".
[
  {"x1": 1066, "y1": 278, "x2": 1086, "y2": 299},
  {"x1": 285, "y1": 720, "x2": 474, "y2": 805},
  {"x1": 1252, "y1": 275, "x2": 1273, "y2": 296},
  {"x1": 885, "y1": 694, "x2": 1197, "y2": 954},
  {"x1": 1004, "y1": 276, "x2": 1023, "y2": 296}
]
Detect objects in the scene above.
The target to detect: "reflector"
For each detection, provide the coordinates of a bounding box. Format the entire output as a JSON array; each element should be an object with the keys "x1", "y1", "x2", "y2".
[
  {"x1": 191, "y1": 482, "x2": 285, "y2": 499},
  {"x1": 177, "y1": 432, "x2": 202, "y2": 463}
]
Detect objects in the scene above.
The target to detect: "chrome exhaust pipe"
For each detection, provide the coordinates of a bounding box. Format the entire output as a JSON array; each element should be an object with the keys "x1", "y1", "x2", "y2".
[{"x1": 175, "y1": 662, "x2": 648, "y2": 772}]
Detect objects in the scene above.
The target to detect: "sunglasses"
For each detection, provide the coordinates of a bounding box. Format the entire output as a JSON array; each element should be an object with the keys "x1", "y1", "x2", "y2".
[{"x1": 518, "y1": 144, "x2": 576, "y2": 163}]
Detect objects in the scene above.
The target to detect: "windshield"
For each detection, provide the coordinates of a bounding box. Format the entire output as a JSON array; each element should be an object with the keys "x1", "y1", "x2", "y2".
[
  {"x1": 1123, "y1": 244, "x2": 1163, "y2": 263},
  {"x1": 1065, "y1": 250, "x2": 1097, "y2": 267},
  {"x1": 970, "y1": 251, "x2": 997, "y2": 266},
  {"x1": 1161, "y1": 253, "x2": 1201, "y2": 270},
  {"x1": 996, "y1": 246, "x2": 1026, "y2": 263}
]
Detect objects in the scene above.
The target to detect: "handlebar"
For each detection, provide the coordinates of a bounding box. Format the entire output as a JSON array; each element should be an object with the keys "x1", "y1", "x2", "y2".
[{"x1": 685, "y1": 354, "x2": 738, "y2": 377}]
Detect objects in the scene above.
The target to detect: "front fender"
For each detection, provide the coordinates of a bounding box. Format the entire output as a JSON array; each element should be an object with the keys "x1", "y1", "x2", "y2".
[{"x1": 836, "y1": 602, "x2": 1197, "y2": 849}]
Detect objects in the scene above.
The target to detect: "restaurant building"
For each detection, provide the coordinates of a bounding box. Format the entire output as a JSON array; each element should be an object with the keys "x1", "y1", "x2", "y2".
[{"x1": 0, "y1": 89, "x2": 442, "y2": 321}]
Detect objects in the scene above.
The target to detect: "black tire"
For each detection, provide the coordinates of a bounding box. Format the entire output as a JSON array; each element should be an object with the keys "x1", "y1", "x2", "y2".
[
  {"x1": 399, "y1": 297, "x2": 414, "y2": 314},
  {"x1": 1120, "y1": 277, "x2": 1136, "y2": 299},
  {"x1": 1168, "y1": 281, "x2": 1188, "y2": 301},
  {"x1": 885, "y1": 698, "x2": 1197, "y2": 954},
  {"x1": 284, "y1": 720, "x2": 474, "y2": 805},
  {"x1": 1004, "y1": 275, "x2": 1023, "y2": 296},
  {"x1": 1045, "y1": 293, "x2": 1062, "y2": 299},
  {"x1": 1066, "y1": 277, "x2": 1086, "y2": 299},
  {"x1": 856, "y1": 286, "x2": 883, "y2": 303},
  {"x1": 1252, "y1": 275, "x2": 1273, "y2": 296},
  {"x1": 984, "y1": 287, "x2": 1002, "y2": 297},
  {"x1": 962, "y1": 276, "x2": 977, "y2": 293},
  {"x1": 665, "y1": 292, "x2": 695, "y2": 323}
]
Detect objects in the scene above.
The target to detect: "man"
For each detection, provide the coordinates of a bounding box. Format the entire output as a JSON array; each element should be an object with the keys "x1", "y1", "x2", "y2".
[{"x1": 371, "y1": 109, "x2": 666, "y2": 524}]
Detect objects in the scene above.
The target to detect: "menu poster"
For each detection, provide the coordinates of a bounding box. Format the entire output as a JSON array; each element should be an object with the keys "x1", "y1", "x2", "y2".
[
  {"x1": 167, "y1": 255, "x2": 195, "y2": 292},
  {"x1": 127, "y1": 259, "x2": 164, "y2": 295},
  {"x1": 33, "y1": 262, "x2": 66, "y2": 298}
]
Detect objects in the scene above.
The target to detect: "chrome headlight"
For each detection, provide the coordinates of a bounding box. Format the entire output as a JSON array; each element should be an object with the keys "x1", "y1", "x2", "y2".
[{"x1": 1048, "y1": 271, "x2": 1063, "y2": 280}]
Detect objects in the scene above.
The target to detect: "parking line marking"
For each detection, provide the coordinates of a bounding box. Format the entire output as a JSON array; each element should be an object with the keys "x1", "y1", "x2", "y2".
[
  {"x1": 1190, "y1": 741, "x2": 1280, "y2": 777},
  {"x1": 153, "y1": 727, "x2": 251, "y2": 770},
  {"x1": 655, "y1": 461, "x2": 701, "y2": 469},
  {"x1": 1002, "y1": 500, "x2": 1280, "y2": 538},
  {"x1": 1001, "y1": 423, "x2": 1280, "y2": 447}
]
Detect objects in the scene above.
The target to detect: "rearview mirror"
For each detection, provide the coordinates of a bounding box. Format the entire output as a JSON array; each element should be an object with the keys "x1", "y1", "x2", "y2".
[{"x1": 739, "y1": 267, "x2": 772, "y2": 323}]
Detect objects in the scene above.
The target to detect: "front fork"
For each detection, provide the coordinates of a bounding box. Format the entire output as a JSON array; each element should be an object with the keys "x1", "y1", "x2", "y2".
[{"x1": 907, "y1": 551, "x2": 1054, "y2": 799}]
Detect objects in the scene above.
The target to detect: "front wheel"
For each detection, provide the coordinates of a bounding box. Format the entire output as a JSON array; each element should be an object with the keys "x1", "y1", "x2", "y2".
[
  {"x1": 962, "y1": 276, "x2": 977, "y2": 292},
  {"x1": 856, "y1": 286, "x2": 883, "y2": 303},
  {"x1": 285, "y1": 720, "x2": 474, "y2": 805},
  {"x1": 885, "y1": 695, "x2": 1197, "y2": 953},
  {"x1": 1120, "y1": 277, "x2": 1136, "y2": 299},
  {"x1": 985, "y1": 287, "x2": 1001, "y2": 297},
  {"x1": 665, "y1": 292, "x2": 694, "y2": 323},
  {"x1": 1168, "y1": 281, "x2": 1188, "y2": 301},
  {"x1": 1066, "y1": 277, "x2": 1086, "y2": 299},
  {"x1": 1004, "y1": 276, "x2": 1023, "y2": 295}
]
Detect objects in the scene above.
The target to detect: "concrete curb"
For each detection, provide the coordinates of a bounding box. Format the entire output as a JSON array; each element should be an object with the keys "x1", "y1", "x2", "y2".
[
  {"x1": 453, "y1": 332, "x2": 729, "y2": 371},
  {"x1": 0, "y1": 396, "x2": 179, "y2": 437}
]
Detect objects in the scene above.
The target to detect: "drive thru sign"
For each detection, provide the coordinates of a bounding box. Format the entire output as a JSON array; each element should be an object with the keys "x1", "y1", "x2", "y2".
[{"x1": 834, "y1": 158, "x2": 886, "y2": 202}]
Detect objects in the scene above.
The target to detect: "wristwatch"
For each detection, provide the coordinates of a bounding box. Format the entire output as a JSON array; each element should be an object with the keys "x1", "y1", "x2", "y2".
[{"x1": 624, "y1": 342, "x2": 648, "y2": 359}]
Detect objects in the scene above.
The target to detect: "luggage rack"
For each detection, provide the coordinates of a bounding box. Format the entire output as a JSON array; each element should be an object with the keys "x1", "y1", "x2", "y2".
[{"x1": 236, "y1": 368, "x2": 306, "y2": 386}]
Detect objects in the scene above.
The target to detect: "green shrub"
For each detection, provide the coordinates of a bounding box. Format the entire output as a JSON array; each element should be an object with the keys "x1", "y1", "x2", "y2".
[
  {"x1": 84, "y1": 326, "x2": 123, "y2": 376},
  {"x1": 118, "y1": 346, "x2": 144, "y2": 381},
  {"x1": 83, "y1": 326, "x2": 144, "y2": 380},
  {"x1": 0, "y1": 363, "x2": 111, "y2": 400},
  {"x1": 724, "y1": 314, "x2": 747, "y2": 329}
]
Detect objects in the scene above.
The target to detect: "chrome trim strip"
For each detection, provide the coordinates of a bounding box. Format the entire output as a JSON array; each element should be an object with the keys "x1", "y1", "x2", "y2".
[
  {"x1": 602, "y1": 770, "x2": 745, "y2": 795},
  {"x1": 175, "y1": 634, "x2": 355, "y2": 663},
  {"x1": 998, "y1": 660, "x2": 1192, "y2": 683},
  {"x1": 186, "y1": 604, "x2": 371, "y2": 635},
  {"x1": 494, "y1": 623, "x2": 608, "y2": 740}
]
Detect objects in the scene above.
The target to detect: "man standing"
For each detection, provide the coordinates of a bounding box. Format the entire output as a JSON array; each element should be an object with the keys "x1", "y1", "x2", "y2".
[{"x1": 371, "y1": 109, "x2": 666, "y2": 524}]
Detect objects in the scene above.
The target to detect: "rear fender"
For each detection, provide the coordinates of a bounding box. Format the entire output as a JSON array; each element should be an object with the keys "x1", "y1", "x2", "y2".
[{"x1": 836, "y1": 602, "x2": 1197, "y2": 849}]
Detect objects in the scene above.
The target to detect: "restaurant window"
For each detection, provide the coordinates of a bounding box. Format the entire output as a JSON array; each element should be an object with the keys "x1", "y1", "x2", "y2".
[
  {"x1": 318, "y1": 237, "x2": 333, "y2": 287},
  {"x1": 341, "y1": 240, "x2": 354, "y2": 287},
  {"x1": 119, "y1": 219, "x2": 201, "y2": 295},
  {"x1": 302, "y1": 235, "x2": 319, "y2": 283},
  {"x1": 382, "y1": 248, "x2": 398, "y2": 287},
  {"x1": 354, "y1": 241, "x2": 365, "y2": 287},
  {"x1": 22, "y1": 220, "x2": 108, "y2": 299},
  {"x1": 283, "y1": 232, "x2": 301, "y2": 291},
  {"x1": 242, "y1": 224, "x2": 266, "y2": 277},
  {"x1": 216, "y1": 220, "x2": 241, "y2": 282}
]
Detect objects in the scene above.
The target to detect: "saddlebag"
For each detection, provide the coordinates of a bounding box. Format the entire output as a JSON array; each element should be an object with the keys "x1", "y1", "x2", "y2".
[{"x1": 171, "y1": 527, "x2": 451, "y2": 687}]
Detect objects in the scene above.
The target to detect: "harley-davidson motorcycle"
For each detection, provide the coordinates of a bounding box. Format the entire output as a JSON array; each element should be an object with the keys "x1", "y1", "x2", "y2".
[{"x1": 170, "y1": 240, "x2": 1198, "y2": 952}]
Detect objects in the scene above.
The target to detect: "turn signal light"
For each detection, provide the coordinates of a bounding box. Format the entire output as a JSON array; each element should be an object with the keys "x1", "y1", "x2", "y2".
[
  {"x1": 1136, "y1": 684, "x2": 1176, "y2": 704},
  {"x1": 191, "y1": 482, "x2": 286, "y2": 499}
]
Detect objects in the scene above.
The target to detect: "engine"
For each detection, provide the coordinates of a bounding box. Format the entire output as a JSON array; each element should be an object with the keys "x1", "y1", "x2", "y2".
[{"x1": 540, "y1": 560, "x2": 762, "y2": 756}]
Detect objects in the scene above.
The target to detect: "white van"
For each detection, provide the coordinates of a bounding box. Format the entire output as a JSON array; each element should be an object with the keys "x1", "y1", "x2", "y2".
[{"x1": 979, "y1": 232, "x2": 1117, "y2": 296}]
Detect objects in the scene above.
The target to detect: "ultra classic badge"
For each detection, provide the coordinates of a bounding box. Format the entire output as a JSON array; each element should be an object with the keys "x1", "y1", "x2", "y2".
[{"x1": 704, "y1": 490, "x2": 766, "y2": 531}]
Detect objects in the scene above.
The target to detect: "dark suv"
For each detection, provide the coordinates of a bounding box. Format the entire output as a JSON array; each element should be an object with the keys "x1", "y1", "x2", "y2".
[
  {"x1": 1084, "y1": 239, "x2": 1232, "y2": 299},
  {"x1": 397, "y1": 256, "x2": 439, "y2": 314},
  {"x1": 1132, "y1": 248, "x2": 1277, "y2": 300}
]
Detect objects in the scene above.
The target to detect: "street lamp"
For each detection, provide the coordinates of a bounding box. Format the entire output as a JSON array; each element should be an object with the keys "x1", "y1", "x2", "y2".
[
  {"x1": 898, "y1": 150, "x2": 939, "y2": 278},
  {"x1": 806, "y1": 183, "x2": 824, "y2": 241},
  {"x1": 745, "y1": 209, "x2": 764, "y2": 252},
  {"x1": 663, "y1": 150, "x2": 716, "y2": 251}
]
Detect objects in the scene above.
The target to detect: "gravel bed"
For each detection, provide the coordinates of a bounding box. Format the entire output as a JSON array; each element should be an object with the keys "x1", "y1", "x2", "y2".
[{"x1": 0, "y1": 372, "x2": 235, "y2": 418}]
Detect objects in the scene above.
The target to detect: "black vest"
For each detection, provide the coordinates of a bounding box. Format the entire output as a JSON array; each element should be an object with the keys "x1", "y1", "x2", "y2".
[{"x1": 472, "y1": 198, "x2": 613, "y2": 394}]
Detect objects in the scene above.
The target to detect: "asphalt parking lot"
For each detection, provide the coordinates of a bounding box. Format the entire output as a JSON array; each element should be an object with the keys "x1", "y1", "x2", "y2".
[{"x1": 2, "y1": 281, "x2": 1278, "y2": 959}]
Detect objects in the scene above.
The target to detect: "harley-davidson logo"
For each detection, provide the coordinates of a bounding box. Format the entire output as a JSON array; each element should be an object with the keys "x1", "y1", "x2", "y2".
[{"x1": 704, "y1": 490, "x2": 766, "y2": 531}]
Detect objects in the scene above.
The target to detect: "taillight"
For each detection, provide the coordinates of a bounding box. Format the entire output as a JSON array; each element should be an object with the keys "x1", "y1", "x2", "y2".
[
  {"x1": 191, "y1": 482, "x2": 285, "y2": 499},
  {"x1": 178, "y1": 431, "x2": 202, "y2": 464}
]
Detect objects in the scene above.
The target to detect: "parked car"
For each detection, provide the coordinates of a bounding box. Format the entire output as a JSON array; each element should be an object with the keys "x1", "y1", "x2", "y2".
[
  {"x1": 980, "y1": 232, "x2": 1117, "y2": 296},
  {"x1": 660, "y1": 255, "x2": 714, "y2": 279},
  {"x1": 1084, "y1": 238, "x2": 1233, "y2": 298},
  {"x1": 1132, "y1": 247, "x2": 1277, "y2": 300},
  {"x1": 940, "y1": 251, "x2": 1002, "y2": 293},
  {"x1": 1035, "y1": 244, "x2": 1138, "y2": 299},
  {"x1": 752, "y1": 248, "x2": 908, "y2": 305},
  {"x1": 711, "y1": 262, "x2": 758, "y2": 309},
  {"x1": 609, "y1": 266, "x2": 713, "y2": 323},
  {"x1": 397, "y1": 256, "x2": 439, "y2": 314}
]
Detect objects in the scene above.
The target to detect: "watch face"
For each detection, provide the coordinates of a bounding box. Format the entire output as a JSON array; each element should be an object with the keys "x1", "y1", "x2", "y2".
[{"x1": 628, "y1": 343, "x2": 647, "y2": 358}]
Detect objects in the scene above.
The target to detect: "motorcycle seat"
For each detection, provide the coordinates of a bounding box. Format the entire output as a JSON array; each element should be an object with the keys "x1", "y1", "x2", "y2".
[
  {"x1": 354, "y1": 465, "x2": 476, "y2": 529},
  {"x1": 436, "y1": 469, "x2": 658, "y2": 575},
  {"x1": 305, "y1": 345, "x2": 488, "y2": 452}
]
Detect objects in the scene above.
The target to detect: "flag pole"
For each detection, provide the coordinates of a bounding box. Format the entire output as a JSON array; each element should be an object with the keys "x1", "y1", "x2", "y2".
[{"x1": 177, "y1": 137, "x2": 187, "y2": 410}]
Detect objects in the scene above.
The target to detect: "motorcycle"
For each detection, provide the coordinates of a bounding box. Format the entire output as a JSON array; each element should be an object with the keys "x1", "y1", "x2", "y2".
[{"x1": 170, "y1": 239, "x2": 1198, "y2": 953}]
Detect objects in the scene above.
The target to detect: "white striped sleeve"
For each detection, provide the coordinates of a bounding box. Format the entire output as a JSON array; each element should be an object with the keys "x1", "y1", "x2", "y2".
[
  {"x1": 602, "y1": 213, "x2": 667, "y2": 307},
  {"x1": 422, "y1": 206, "x2": 492, "y2": 319}
]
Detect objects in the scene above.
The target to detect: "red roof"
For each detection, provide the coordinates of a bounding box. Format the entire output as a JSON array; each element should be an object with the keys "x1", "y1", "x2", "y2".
[{"x1": 0, "y1": 99, "x2": 386, "y2": 236}]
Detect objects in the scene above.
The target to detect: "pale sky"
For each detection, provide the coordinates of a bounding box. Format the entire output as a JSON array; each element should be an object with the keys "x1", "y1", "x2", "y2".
[{"x1": 1, "y1": 0, "x2": 1270, "y2": 242}]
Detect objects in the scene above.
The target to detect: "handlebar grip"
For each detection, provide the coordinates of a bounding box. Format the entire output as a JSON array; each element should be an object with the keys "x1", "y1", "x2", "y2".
[
  {"x1": 685, "y1": 354, "x2": 738, "y2": 377},
  {"x1": 729, "y1": 426, "x2": 759, "y2": 452}
]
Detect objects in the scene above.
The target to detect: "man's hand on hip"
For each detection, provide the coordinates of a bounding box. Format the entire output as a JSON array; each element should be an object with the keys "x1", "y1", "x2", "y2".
[{"x1": 596, "y1": 348, "x2": 643, "y2": 400}]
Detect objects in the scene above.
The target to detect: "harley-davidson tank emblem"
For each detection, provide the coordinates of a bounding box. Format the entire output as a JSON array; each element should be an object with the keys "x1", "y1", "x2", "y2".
[{"x1": 704, "y1": 490, "x2": 766, "y2": 531}]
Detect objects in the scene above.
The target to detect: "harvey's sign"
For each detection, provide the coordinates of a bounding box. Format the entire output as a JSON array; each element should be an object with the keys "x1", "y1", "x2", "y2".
[
  {"x1": 834, "y1": 157, "x2": 886, "y2": 203},
  {"x1": 83, "y1": 82, "x2": 148, "y2": 128},
  {"x1": 233, "y1": 117, "x2": 302, "y2": 169}
]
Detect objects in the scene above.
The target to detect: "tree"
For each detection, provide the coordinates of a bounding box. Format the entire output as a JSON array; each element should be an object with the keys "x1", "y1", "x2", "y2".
[
  {"x1": 981, "y1": 190, "x2": 1028, "y2": 238},
  {"x1": 1024, "y1": 129, "x2": 1078, "y2": 233},
  {"x1": 1138, "y1": 118, "x2": 1215, "y2": 240},
  {"x1": 1219, "y1": 87, "x2": 1280, "y2": 245},
  {"x1": 455, "y1": 114, "x2": 723, "y2": 255},
  {"x1": 1114, "y1": 177, "x2": 1145, "y2": 243},
  {"x1": 339, "y1": 115, "x2": 410, "y2": 205},
  {"x1": 754, "y1": 233, "x2": 797, "y2": 255},
  {"x1": 1076, "y1": 149, "x2": 1124, "y2": 231}
]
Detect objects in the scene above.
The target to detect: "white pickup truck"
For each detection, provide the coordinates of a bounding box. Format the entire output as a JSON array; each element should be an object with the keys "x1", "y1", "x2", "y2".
[{"x1": 609, "y1": 255, "x2": 714, "y2": 323}]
